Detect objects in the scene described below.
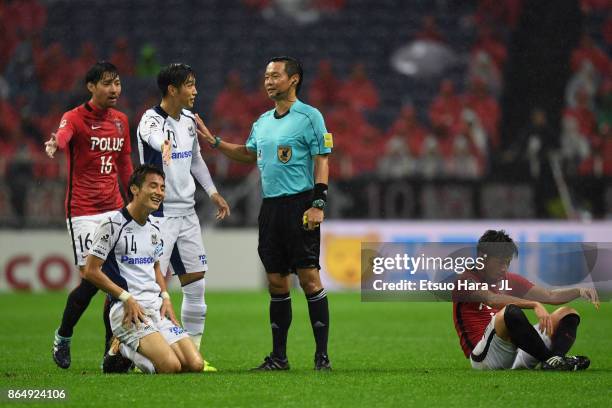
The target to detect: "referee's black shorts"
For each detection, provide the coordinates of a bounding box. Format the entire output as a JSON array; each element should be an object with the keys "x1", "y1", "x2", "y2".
[{"x1": 258, "y1": 190, "x2": 320, "y2": 275}]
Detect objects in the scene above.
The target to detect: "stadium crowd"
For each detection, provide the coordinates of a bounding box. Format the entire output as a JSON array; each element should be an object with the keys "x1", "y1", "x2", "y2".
[{"x1": 0, "y1": 0, "x2": 610, "y2": 222}]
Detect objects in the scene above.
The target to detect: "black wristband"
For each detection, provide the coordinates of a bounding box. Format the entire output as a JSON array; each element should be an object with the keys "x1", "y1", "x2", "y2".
[{"x1": 313, "y1": 183, "x2": 328, "y2": 202}]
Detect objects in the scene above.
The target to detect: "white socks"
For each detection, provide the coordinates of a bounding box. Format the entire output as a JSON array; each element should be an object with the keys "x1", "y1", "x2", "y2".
[
  {"x1": 119, "y1": 343, "x2": 156, "y2": 374},
  {"x1": 181, "y1": 278, "x2": 207, "y2": 351}
]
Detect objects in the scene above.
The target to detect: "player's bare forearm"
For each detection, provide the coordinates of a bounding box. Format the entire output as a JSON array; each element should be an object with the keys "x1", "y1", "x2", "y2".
[
  {"x1": 83, "y1": 255, "x2": 127, "y2": 299},
  {"x1": 154, "y1": 262, "x2": 168, "y2": 293},
  {"x1": 217, "y1": 142, "x2": 257, "y2": 163},
  {"x1": 525, "y1": 286, "x2": 580, "y2": 305},
  {"x1": 314, "y1": 154, "x2": 329, "y2": 184}
]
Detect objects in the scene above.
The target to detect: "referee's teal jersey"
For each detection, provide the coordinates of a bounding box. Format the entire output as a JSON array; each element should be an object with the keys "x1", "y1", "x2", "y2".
[{"x1": 246, "y1": 100, "x2": 333, "y2": 198}]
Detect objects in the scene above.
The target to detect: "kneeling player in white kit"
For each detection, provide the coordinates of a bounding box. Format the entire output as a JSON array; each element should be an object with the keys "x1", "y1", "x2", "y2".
[
  {"x1": 137, "y1": 63, "x2": 229, "y2": 371},
  {"x1": 84, "y1": 165, "x2": 203, "y2": 374}
]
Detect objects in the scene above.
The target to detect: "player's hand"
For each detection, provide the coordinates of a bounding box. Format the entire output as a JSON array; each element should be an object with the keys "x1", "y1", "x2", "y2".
[
  {"x1": 194, "y1": 113, "x2": 216, "y2": 146},
  {"x1": 161, "y1": 139, "x2": 172, "y2": 165},
  {"x1": 211, "y1": 192, "x2": 230, "y2": 220},
  {"x1": 303, "y1": 207, "x2": 324, "y2": 231},
  {"x1": 160, "y1": 298, "x2": 180, "y2": 326},
  {"x1": 534, "y1": 302, "x2": 553, "y2": 336},
  {"x1": 122, "y1": 297, "x2": 146, "y2": 328},
  {"x1": 45, "y1": 133, "x2": 58, "y2": 158},
  {"x1": 579, "y1": 287, "x2": 600, "y2": 310}
]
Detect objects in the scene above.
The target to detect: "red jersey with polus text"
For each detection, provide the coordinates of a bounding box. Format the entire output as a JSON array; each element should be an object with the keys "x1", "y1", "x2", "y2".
[
  {"x1": 452, "y1": 271, "x2": 534, "y2": 357},
  {"x1": 55, "y1": 103, "x2": 133, "y2": 217}
]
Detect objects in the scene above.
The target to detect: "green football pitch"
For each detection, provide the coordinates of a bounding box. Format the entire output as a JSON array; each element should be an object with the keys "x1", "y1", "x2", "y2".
[{"x1": 0, "y1": 292, "x2": 610, "y2": 407}]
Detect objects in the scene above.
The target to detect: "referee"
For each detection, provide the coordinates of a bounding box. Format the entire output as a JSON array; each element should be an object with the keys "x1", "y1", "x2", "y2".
[{"x1": 195, "y1": 56, "x2": 333, "y2": 370}]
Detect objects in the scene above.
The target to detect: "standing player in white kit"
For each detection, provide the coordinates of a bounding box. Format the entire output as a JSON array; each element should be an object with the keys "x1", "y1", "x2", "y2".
[{"x1": 137, "y1": 63, "x2": 230, "y2": 371}]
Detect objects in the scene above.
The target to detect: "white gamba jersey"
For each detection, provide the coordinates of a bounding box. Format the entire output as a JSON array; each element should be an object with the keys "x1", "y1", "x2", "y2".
[
  {"x1": 137, "y1": 106, "x2": 217, "y2": 217},
  {"x1": 89, "y1": 208, "x2": 163, "y2": 309}
]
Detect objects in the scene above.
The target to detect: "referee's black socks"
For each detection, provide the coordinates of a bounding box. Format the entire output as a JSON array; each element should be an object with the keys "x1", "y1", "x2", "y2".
[
  {"x1": 306, "y1": 289, "x2": 329, "y2": 355},
  {"x1": 270, "y1": 292, "x2": 292, "y2": 360}
]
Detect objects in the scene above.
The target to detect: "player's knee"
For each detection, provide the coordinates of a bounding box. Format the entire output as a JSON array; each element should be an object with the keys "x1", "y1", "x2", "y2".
[
  {"x1": 156, "y1": 355, "x2": 182, "y2": 374},
  {"x1": 267, "y1": 277, "x2": 289, "y2": 293},
  {"x1": 503, "y1": 304, "x2": 527, "y2": 328},
  {"x1": 184, "y1": 356, "x2": 204, "y2": 373},
  {"x1": 554, "y1": 306, "x2": 579, "y2": 319}
]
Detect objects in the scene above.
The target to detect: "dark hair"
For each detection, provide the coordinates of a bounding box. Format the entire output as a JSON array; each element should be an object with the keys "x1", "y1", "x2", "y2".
[
  {"x1": 477, "y1": 229, "x2": 518, "y2": 259},
  {"x1": 85, "y1": 61, "x2": 119, "y2": 85},
  {"x1": 268, "y1": 56, "x2": 303, "y2": 95},
  {"x1": 157, "y1": 63, "x2": 194, "y2": 97},
  {"x1": 127, "y1": 165, "x2": 165, "y2": 201}
]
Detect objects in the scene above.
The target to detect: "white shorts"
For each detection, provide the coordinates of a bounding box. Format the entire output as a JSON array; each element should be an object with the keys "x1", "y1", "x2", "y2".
[
  {"x1": 109, "y1": 297, "x2": 189, "y2": 351},
  {"x1": 151, "y1": 213, "x2": 208, "y2": 276},
  {"x1": 66, "y1": 210, "x2": 118, "y2": 266},
  {"x1": 470, "y1": 315, "x2": 551, "y2": 370}
]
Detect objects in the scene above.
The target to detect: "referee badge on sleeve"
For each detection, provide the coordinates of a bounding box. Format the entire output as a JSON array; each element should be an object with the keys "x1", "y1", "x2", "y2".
[
  {"x1": 323, "y1": 133, "x2": 333, "y2": 148},
  {"x1": 277, "y1": 145, "x2": 292, "y2": 163}
]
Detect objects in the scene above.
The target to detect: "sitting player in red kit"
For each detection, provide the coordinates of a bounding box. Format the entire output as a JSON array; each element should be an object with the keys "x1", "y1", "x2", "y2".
[{"x1": 452, "y1": 230, "x2": 600, "y2": 370}]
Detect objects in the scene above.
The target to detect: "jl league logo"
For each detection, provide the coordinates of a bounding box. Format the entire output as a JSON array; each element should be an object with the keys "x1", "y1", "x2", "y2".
[{"x1": 277, "y1": 145, "x2": 292, "y2": 163}]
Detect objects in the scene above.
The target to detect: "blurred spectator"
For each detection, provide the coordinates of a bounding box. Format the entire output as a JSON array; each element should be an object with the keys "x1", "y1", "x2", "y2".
[
  {"x1": 513, "y1": 108, "x2": 558, "y2": 179},
  {"x1": 34, "y1": 42, "x2": 73, "y2": 93},
  {"x1": 463, "y1": 77, "x2": 500, "y2": 148},
  {"x1": 415, "y1": 15, "x2": 446, "y2": 43},
  {"x1": 0, "y1": 98, "x2": 21, "y2": 139},
  {"x1": 136, "y1": 43, "x2": 161, "y2": 78},
  {"x1": 471, "y1": 26, "x2": 508, "y2": 69},
  {"x1": 429, "y1": 80, "x2": 463, "y2": 133},
  {"x1": 580, "y1": 0, "x2": 612, "y2": 15},
  {"x1": 418, "y1": 136, "x2": 445, "y2": 179},
  {"x1": 338, "y1": 63, "x2": 379, "y2": 112},
  {"x1": 6, "y1": 137, "x2": 35, "y2": 228},
  {"x1": 564, "y1": 88, "x2": 598, "y2": 142},
  {"x1": 32, "y1": 102, "x2": 64, "y2": 142},
  {"x1": 377, "y1": 136, "x2": 416, "y2": 179},
  {"x1": 474, "y1": 0, "x2": 523, "y2": 29},
  {"x1": 308, "y1": 60, "x2": 340, "y2": 111},
  {"x1": 445, "y1": 135, "x2": 483, "y2": 179},
  {"x1": 561, "y1": 116, "x2": 591, "y2": 175},
  {"x1": 596, "y1": 79, "x2": 612, "y2": 137},
  {"x1": 467, "y1": 50, "x2": 502, "y2": 97},
  {"x1": 6, "y1": 0, "x2": 47, "y2": 38},
  {"x1": 109, "y1": 37, "x2": 135, "y2": 77},
  {"x1": 566, "y1": 61, "x2": 600, "y2": 109},
  {"x1": 604, "y1": 13, "x2": 612, "y2": 46},
  {"x1": 212, "y1": 70, "x2": 252, "y2": 133},
  {"x1": 4, "y1": 36, "x2": 39, "y2": 101},
  {"x1": 72, "y1": 42, "x2": 98, "y2": 88},
  {"x1": 261, "y1": 0, "x2": 321, "y2": 25},
  {"x1": 457, "y1": 108, "x2": 489, "y2": 161},
  {"x1": 0, "y1": 2, "x2": 19, "y2": 71},
  {"x1": 571, "y1": 34, "x2": 610, "y2": 76},
  {"x1": 387, "y1": 104, "x2": 428, "y2": 156}
]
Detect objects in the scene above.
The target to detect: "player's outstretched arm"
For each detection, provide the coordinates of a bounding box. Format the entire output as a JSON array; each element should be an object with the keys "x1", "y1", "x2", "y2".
[
  {"x1": 44, "y1": 133, "x2": 58, "y2": 158},
  {"x1": 524, "y1": 286, "x2": 600, "y2": 309},
  {"x1": 83, "y1": 254, "x2": 146, "y2": 327},
  {"x1": 194, "y1": 113, "x2": 256, "y2": 163}
]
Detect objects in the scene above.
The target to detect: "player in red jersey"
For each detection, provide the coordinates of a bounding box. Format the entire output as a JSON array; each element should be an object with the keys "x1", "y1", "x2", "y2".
[
  {"x1": 452, "y1": 230, "x2": 600, "y2": 370},
  {"x1": 44, "y1": 62, "x2": 134, "y2": 369}
]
